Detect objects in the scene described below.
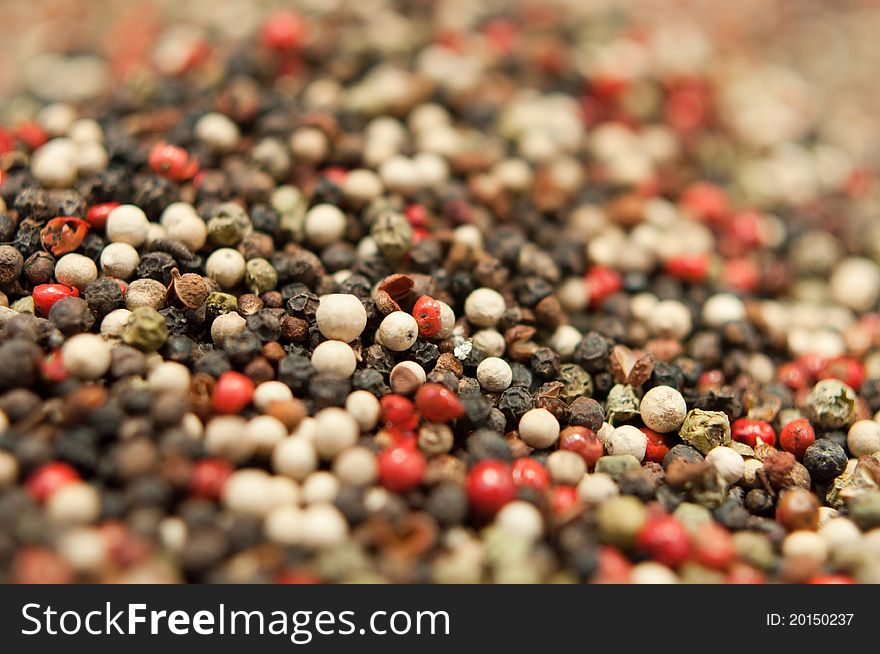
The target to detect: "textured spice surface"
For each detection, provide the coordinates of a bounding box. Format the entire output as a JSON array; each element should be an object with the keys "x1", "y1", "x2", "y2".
[{"x1": 1, "y1": 1, "x2": 880, "y2": 584}]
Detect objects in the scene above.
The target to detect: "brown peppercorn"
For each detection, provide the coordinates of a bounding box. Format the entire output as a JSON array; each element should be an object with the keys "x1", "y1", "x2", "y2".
[
  {"x1": 280, "y1": 315, "x2": 308, "y2": 341},
  {"x1": 434, "y1": 352, "x2": 464, "y2": 377},
  {"x1": 261, "y1": 341, "x2": 286, "y2": 363},
  {"x1": 776, "y1": 488, "x2": 820, "y2": 530},
  {"x1": 534, "y1": 295, "x2": 564, "y2": 329},
  {"x1": 168, "y1": 271, "x2": 209, "y2": 310},
  {"x1": 267, "y1": 399, "x2": 307, "y2": 430},
  {"x1": 243, "y1": 356, "x2": 275, "y2": 385},
  {"x1": 237, "y1": 293, "x2": 264, "y2": 316},
  {"x1": 0, "y1": 245, "x2": 23, "y2": 284}
]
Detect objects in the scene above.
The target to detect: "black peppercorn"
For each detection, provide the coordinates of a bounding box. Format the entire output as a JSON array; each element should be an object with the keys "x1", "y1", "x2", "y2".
[
  {"x1": 424, "y1": 483, "x2": 468, "y2": 526},
  {"x1": 308, "y1": 372, "x2": 350, "y2": 409},
  {"x1": 351, "y1": 368, "x2": 389, "y2": 397},
  {"x1": 55, "y1": 427, "x2": 101, "y2": 473},
  {"x1": 246, "y1": 310, "x2": 282, "y2": 342},
  {"x1": 48, "y1": 296, "x2": 95, "y2": 336},
  {"x1": 498, "y1": 386, "x2": 532, "y2": 426},
  {"x1": 803, "y1": 438, "x2": 848, "y2": 482},
  {"x1": 194, "y1": 350, "x2": 232, "y2": 378},
  {"x1": 572, "y1": 331, "x2": 612, "y2": 374},
  {"x1": 662, "y1": 444, "x2": 704, "y2": 470},
  {"x1": 277, "y1": 353, "x2": 314, "y2": 391},
  {"x1": 568, "y1": 397, "x2": 604, "y2": 431},
  {"x1": 223, "y1": 330, "x2": 263, "y2": 367},
  {"x1": 0, "y1": 341, "x2": 41, "y2": 391},
  {"x1": 137, "y1": 251, "x2": 177, "y2": 283},
  {"x1": 83, "y1": 277, "x2": 124, "y2": 320}
]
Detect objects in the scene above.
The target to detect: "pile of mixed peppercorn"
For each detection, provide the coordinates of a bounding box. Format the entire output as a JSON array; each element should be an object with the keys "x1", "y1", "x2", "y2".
[{"x1": 1, "y1": 3, "x2": 880, "y2": 584}]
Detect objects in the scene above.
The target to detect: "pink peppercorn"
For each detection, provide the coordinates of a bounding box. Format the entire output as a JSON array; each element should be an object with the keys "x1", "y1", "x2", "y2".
[
  {"x1": 818, "y1": 355, "x2": 865, "y2": 391},
  {"x1": 636, "y1": 515, "x2": 691, "y2": 568},
  {"x1": 594, "y1": 546, "x2": 632, "y2": 583},
  {"x1": 190, "y1": 458, "x2": 234, "y2": 500},
  {"x1": 511, "y1": 458, "x2": 549, "y2": 491},
  {"x1": 148, "y1": 143, "x2": 199, "y2": 181},
  {"x1": 26, "y1": 462, "x2": 80, "y2": 502},
  {"x1": 779, "y1": 419, "x2": 815, "y2": 460},
  {"x1": 680, "y1": 181, "x2": 729, "y2": 223},
  {"x1": 559, "y1": 426, "x2": 604, "y2": 469},
  {"x1": 692, "y1": 522, "x2": 736, "y2": 570},
  {"x1": 260, "y1": 11, "x2": 307, "y2": 51},
  {"x1": 86, "y1": 202, "x2": 120, "y2": 231},
  {"x1": 33, "y1": 283, "x2": 79, "y2": 316},
  {"x1": 664, "y1": 253, "x2": 710, "y2": 283},
  {"x1": 380, "y1": 394, "x2": 419, "y2": 430},
  {"x1": 212, "y1": 371, "x2": 254, "y2": 414},
  {"x1": 378, "y1": 445, "x2": 426, "y2": 493},
  {"x1": 641, "y1": 427, "x2": 671, "y2": 464},
  {"x1": 731, "y1": 418, "x2": 776, "y2": 448},
  {"x1": 415, "y1": 383, "x2": 464, "y2": 423},
  {"x1": 585, "y1": 265, "x2": 622, "y2": 308},
  {"x1": 412, "y1": 295, "x2": 442, "y2": 337},
  {"x1": 466, "y1": 460, "x2": 517, "y2": 516},
  {"x1": 549, "y1": 485, "x2": 580, "y2": 516}
]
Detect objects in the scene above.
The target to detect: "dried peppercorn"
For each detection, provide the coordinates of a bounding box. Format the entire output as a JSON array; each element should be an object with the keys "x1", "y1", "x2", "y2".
[
  {"x1": 212, "y1": 371, "x2": 255, "y2": 414},
  {"x1": 378, "y1": 445, "x2": 425, "y2": 493},
  {"x1": 415, "y1": 383, "x2": 464, "y2": 423},
  {"x1": 466, "y1": 460, "x2": 517, "y2": 516},
  {"x1": 731, "y1": 418, "x2": 776, "y2": 448},
  {"x1": 779, "y1": 419, "x2": 815, "y2": 459}
]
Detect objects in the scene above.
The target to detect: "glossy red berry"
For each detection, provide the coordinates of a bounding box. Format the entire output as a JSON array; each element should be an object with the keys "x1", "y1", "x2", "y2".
[
  {"x1": 33, "y1": 283, "x2": 80, "y2": 316},
  {"x1": 86, "y1": 202, "x2": 120, "y2": 230},
  {"x1": 415, "y1": 383, "x2": 464, "y2": 423},
  {"x1": 380, "y1": 394, "x2": 419, "y2": 430},
  {"x1": 412, "y1": 295, "x2": 442, "y2": 337},
  {"x1": 819, "y1": 355, "x2": 865, "y2": 391},
  {"x1": 148, "y1": 143, "x2": 199, "y2": 181},
  {"x1": 466, "y1": 460, "x2": 516, "y2": 516},
  {"x1": 40, "y1": 350, "x2": 68, "y2": 383},
  {"x1": 558, "y1": 426, "x2": 604, "y2": 469},
  {"x1": 777, "y1": 361, "x2": 810, "y2": 391},
  {"x1": 275, "y1": 570, "x2": 322, "y2": 584},
  {"x1": 585, "y1": 265, "x2": 622, "y2": 309},
  {"x1": 549, "y1": 485, "x2": 580, "y2": 516},
  {"x1": 511, "y1": 457, "x2": 549, "y2": 491},
  {"x1": 731, "y1": 418, "x2": 776, "y2": 448},
  {"x1": 212, "y1": 371, "x2": 254, "y2": 414},
  {"x1": 680, "y1": 181, "x2": 729, "y2": 223},
  {"x1": 807, "y1": 574, "x2": 855, "y2": 584},
  {"x1": 726, "y1": 563, "x2": 765, "y2": 584},
  {"x1": 378, "y1": 445, "x2": 426, "y2": 493},
  {"x1": 664, "y1": 253, "x2": 710, "y2": 283},
  {"x1": 594, "y1": 546, "x2": 632, "y2": 583},
  {"x1": 636, "y1": 515, "x2": 691, "y2": 568},
  {"x1": 15, "y1": 121, "x2": 48, "y2": 150},
  {"x1": 779, "y1": 419, "x2": 815, "y2": 460},
  {"x1": 405, "y1": 204, "x2": 429, "y2": 228},
  {"x1": 641, "y1": 427, "x2": 671, "y2": 463},
  {"x1": 41, "y1": 217, "x2": 90, "y2": 256},
  {"x1": 260, "y1": 10, "x2": 307, "y2": 51},
  {"x1": 26, "y1": 462, "x2": 80, "y2": 502},
  {"x1": 190, "y1": 458, "x2": 234, "y2": 500},
  {"x1": 692, "y1": 522, "x2": 735, "y2": 570}
]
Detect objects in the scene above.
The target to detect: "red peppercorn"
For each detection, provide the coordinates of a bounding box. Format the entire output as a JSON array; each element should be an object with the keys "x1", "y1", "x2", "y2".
[
  {"x1": 86, "y1": 202, "x2": 120, "y2": 231},
  {"x1": 722, "y1": 257, "x2": 760, "y2": 293},
  {"x1": 40, "y1": 349, "x2": 68, "y2": 383},
  {"x1": 797, "y1": 353, "x2": 828, "y2": 378},
  {"x1": 640, "y1": 427, "x2": 671, "y2": 464},
  {"x1": 466, "y1": 460, "x2": 517, "y2": 516},
  {"x1": 807, "y1": 574, "x2": 855, "y2": 584},
  {"x1": 663, "y1": 253, "x2": 711, "y2": 283},
  {"x1": 10, "y1": 547, "x2": 73, "y2": 584},
  {"x1": 0, "y1": 127, "x2": 15, "y2": 155},
  {"x1": 818, "y1": 355, "x2": 865, "y2": 391},
  {"x1": 511, "y1": 457, "x2": 549, "y2": 491},
  {"x1": 190, "y1": 458, "x2": 234, "y2": 500},
  {"x1": 260, "y1": 10, "x2": 307, "y2": 51},
  {"x1": 777, "y1": 361, "x2": 810, "y2": 391},
  {"x1": 405, "y1": 204, "x2": 429, "y2": 228},
  {"x1": 636, "y1": 515, "x2": 691, "y2": 568},
  {"x1": 585, "y1": 265, "x2": 622, "y2": 309},
  {"x1": 679, "y1": 181, "x2": 729, "y2": 223},
  {"x1": 380, "y1": 394, "x2": 420, "y2": 430},
  {"x1": 692, "y1": 522, "x2": 735, "y2": 570},
  {"x1": 378, "y1": 445, "x2": 426, "y2": 493},
  {"x1": 212, "y1": 371, "x2": 254, "y2": 414},
  {"x1": 15, "y1": 120, "x2": 47, "y2": 150},
  {"x1": 549, "y1": 485, "x2": 580, "y2": 516},
  {"x1": 33, "y1": 283, "x2": 80, "y2": 317},
  {"x1": 594, "y1": 546, "x2": 632, "y2": 583},
  {"x1": 275, "y1": 570, "x2": 322, "y2": 584},
  {"x1": 40, "y1": 216, "x2": 90, "y2": 256},
  {"x1": 731, "y1": 418, "x2": 776, "y2": 448},
  {"x1": 726, "y1": 563, "x2": 765, "y2": 584},
  {"x1": 148, "y1": 143, "x2": 199, "y2": 181},
  {"x1": 415, "y1": 383, "x2": 464, "y2": 423},
  {"x1": 26, "y1": 462, "x2": 80, "y2": 502},
  {"x1": 412, "y1": 295, "x2": 442, "y2": 337},
  {"x1": 559, "y1": 426, "x2": 604, "y2": 469},
  {"x1": 779, "y1": 418, "x2": 815, "y2": 460}
]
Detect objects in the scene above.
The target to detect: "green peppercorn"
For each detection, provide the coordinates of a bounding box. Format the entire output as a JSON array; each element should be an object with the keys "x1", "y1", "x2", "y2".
[
  {"x1": 205, "y1": 292, "x2": 239, "y2": 318},
  {"x1": 595, "y1": 495, "x2": 646, "y2": 548},
  {"x1": 679, "y1": 408, "x2": 731, "y2": 455},
  {"x1": 594, "y1": 454, "x2": 641, "y2": 480},
  {"x1": 272, "y1": 185, "x2": 308, "y2": 241},
  {"x1": 848, "y1": 489, "x2": 880, "y2": 530},
  {"x1": 805, "y1": 379, "x2": 857, "y2": 429},
  {"x1": 605, "y1": 383, "x2": 639, "y2": 425},
  {"x1": 207, "y1": 202, "x2": 252, "y2": 246},
  {"x1": 122, "y1": 306, "x2": 169, "y2": 351},
  {"x1": 371, "y1": 210, "x2": 413, "y2": 260},
  {"x1": 733, "y1": 531, "x2": 776, "y2": 571},
  {"x1": 244, "y1": 257, "x2": 278, "y2": 295},
  {"x1": 557, "y1": 363, "x2": 593, "y2": 403}
]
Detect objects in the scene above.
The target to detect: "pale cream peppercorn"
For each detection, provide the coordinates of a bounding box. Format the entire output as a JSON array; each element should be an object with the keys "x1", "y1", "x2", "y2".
[
  {"x1": 205, "y1": 416, "x2": 254, "y2": 462},
  {"x1": 705, "y1": 446, "x2": 745, "y2": 484},
  {"x1": 302, "y1": 471, "x2": 340, "y2": 505},
  {"x1": 819, "y1": 517, "x2": 862, "y2": 549},
  {"x1": 742, "y1": 458, "x2": 764, "y2": 488},
  {"x1": 300, "y1": 504, "x2": 348, "y2": 549},
  {"x1": 223, "y1": 469, "x2": 276, "y2": 516},
  {"x1": 0, "y1": 450, "x2": 19, "y2": 487},
  {"x1": 315, "y1": 293, "x2": 367, "y2": 342},
  {"x1": 342, "y1": 169, "x2": 383, "y2": 207},
  {"x1": 436, "y1": 301, "x2": 456, "y2": 338},
  {"x1": 55, "y1": 253, "x2": 98, "y2": 290},
  {"x1": 464, "y1": 287, "x2": 506, "y2": 327},
  {"x1": 61, "y1": 334, "x2": 111, "y2": 380},
  {"x1": 518, "y1": 408, "x2": 560, "y2": 449},
  {"x1": 245, "y1": 415, "x2": 288, "y2": 455},
  {"x1": 210, "y1": 311, "x2": 246, "y2": 344},
  {"x1": 265, "y1": 505, "x2": 305, "y2": 545},
  {"x1": 31, "y1": 138, "x2": 78, "y2": 188},
  {"x1": 147, "y1": 361, "x2": 191, "y2": 394},
  {"x1": 345, "y1": 390, "x2": 381, "y2": 431},
  {"x1": 830, "y1": 257, "x2": 880, "y2": 312},
  {"x1": 100, "y1": 242, "x2": 140, "y2": 279},
  {"x1": 100, "y1": 308, "x2": 132, "y2": 337},
  {"x1": 253, "y1": 381, "x2": 294, "y2": 412},
  {"x1": 290, "y1": 126, "x2": 329, "y2": 163},
  {"x1": 418, "y1": 423, "x2": 454, "y2": 454},
  {"x1": 305, "y1": 204, "x2": 347, "y2": 247},
  {"x1": 390, "y1": 360, "x2": 426, "y2": 394},
  {"x1": 549, "y1": 325, "x2": 582, "y2": 360},
  {"x1": 476, "y1": 357, "x2": 513, "y2": 392},
  {"x1": 782, "y1": 530, "x2": 828, "y2": 570},
  {"x1": 702, "y1": 293, "x2": 747, "y2": 327},
  {"x1": 160, "y1": 202, "x2": 207, "y2": 251},
  {"x1": 195, "y1": 112, "x2": 241, "y2": 152},
  {"x1": 650, "y1": 299, "x2": 692, "y2": 339},
  {"x1": 313, "y1": 408, "x2": 359, "y2": 460},
  {"x1": 640, "y1": 385, "x2": 688, "y2": 433},
  {"x1": 606, "y1": 425, "x2": 648, "y2": 461},
  {"x1": 472, "y1": 329, "x2": 506, "y2": 357},
  {"x1": 332, "y1": 446, "x2": 379, "y2": 486},
  {"x1": 495, "y1": 501, "x2": 543, "y2": 541},
  {"x1": 125, "y1": 278, "x2": 166, "y2": 310},
  {"x1": 47, "y1": 482, "x2": 100, "y2": 524},
  {"x1": 848, "y1": 420, "x2": 880, "y2": 456},
  {"x1": 69, "y1": 118, "x2": 103, "y2": 143},
  {"x1": 631, "y1": 562, "x2": 678, "y2": 584},
  {"x1": 206, "y1": 247, "x2": 246, "y2": 289},
  {"x1": 557, "y1": 277, "x2": 588, "y2": 312},
  {"x1": 577, "y1": 473, "x2": 619, "y2": 504},
  {"x1": 377, "y1": 311, "x2": 419, "y2": 351},
  {"x1": 106, "y1": 204, "x2": 150, "y2": 247},
  {"x1": 273, "y1": 436, "x2": 318, "y2": 480},
  {"x1": 58, "y1": 527, "x2": 106, "y2": 573},
  {"x1": 311, "y1": 340, "x2": 357, "y2": 377},
  {"x1": 546, "y1": 450, "x2": 587, "y2": 485}
]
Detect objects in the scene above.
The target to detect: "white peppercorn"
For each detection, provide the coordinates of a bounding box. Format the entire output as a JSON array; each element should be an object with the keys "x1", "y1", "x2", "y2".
[
  {"x1": 0, "y1": 450, "x2": 19, "y2": 487},
  {"x1": 376, "y1": 311, "x2": 419, "y2": 351},
  {"x1": 830, "y1": 257, "x2": 880, "y2": 312},
  {"x1": 245, "y1": 415, "x2": 288, "y2": 455},
  {"x1": 606, "y1": 425, "x2": 648, "y2": 461},
  {"x1": 651, "y1": 299, "x2": 692, "y2": 339},
  {"x1": 100, "y1": 308, "x2": 132, "y2": 337},
  {"x1": 125, "y1": 278, "x2": 167, "y2": 310},
  {"x1": 472, "y1": 329, "x2": 506, "y2": 357},
  {"x1": 313, "y1": 407, "x2": 359, "y2": 460},
  {"x1": 311, "y1": 340, "x2": 357, "y2": 377},
  {"x1": 577, "y1": 472, "x2": 619, "y2": 504},
  {"x1": 315, "y1": 293, "x2": 367, "y2": 342},
  {"x1": 848, "y1": 419, "x2": 880, "y2": 457},
  {"x1": 640, "y1": 385, "x2": 688, "y2": 433},
  {"x1": 253, "y1": 381, "x2": 294, "y2": 412},
  {"x1": 305, "y1": 204, "x2": 347, "y2": 247},
  {"x1": 210, "y1": 311, "x2": 246, "y2": 344},
  {"x1": 549, "y1": 325, "x2": 582, "y2": 359},
  {"x1": 302, "y1": 471, "x2": 340, "y2": 505},
  {"x1": 31, "y1": 138, "x2": 78, "y2": 188},
  {"x1": 54, "y1": 253, "x2": 98, "y2": 290},
  {"x1": 195, "y1": 112, "x2": 241, "y2": 152},
  {"x1": 464, "y1": 287, "x2": 506, "y2": 327},
  {"x1": 390, "y1": 360, "x2": 426, "y2": 394},
  {"x1": 61, "y1": 333, "x2": 111, "y2": 380},
  {"x1": 273, "y1": 436, "x2": 318, "y2": 480},
  {"x1": 147, "y1": 361, "x2": 191, "y2": 394},
  {"x1": 702, "y1": 293, "x2": 747, "y2": 327},
  {"x1": 495, "y1": 501, "x2": 543, "y2": 541},
  {"x1": 345, "y1": 390, "x2": 381, "y2": 431},
  {"x1": 99, "y1": 242, "x2": 140, "y2": 279},
  {"x1": 300, "y1": 504, "x2": 348, "y2": 549},
  {"x1": 546, "y1": 449, "x2": 587, "y2": 485},
  {"x1": 223, "y1": 469, "x2": 276, "y2": 516},
  {"x1": 476, "y1": 356, "x2": 513, "y2": 392},
  {"x1": 205, "y1": 416, "x2": 255, "y2": 462},
  {"x1": 206, "y1": 247, "x2": 247, "y2": 289},
  {"x1": 436, "y1": 300, "x2": 456, "y2": 338},
  {"x1": 106, "y1": 204, "x2": 150, "y2": 247},
  {"x1": 332, "y1": 446, "x2": 379, "y2": 486},
  {"x1": 705, "y1": 446, "x2": 745, "y2": 483},
  {"x1": 342, "y1": 169, "x2": 383, "y2": 207},
  {"x1": 160, "y1": 202, "x2": 207, "y2": 251},
  {"x1": 265, "y1": 505, "x2": 305, "y2": 545},
  {"x1": 46, "y1": 482, "x2": 100, "y2": 525},
  {"x1": 518, "y1": 408, "x2": 560, "y2": 449}
]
